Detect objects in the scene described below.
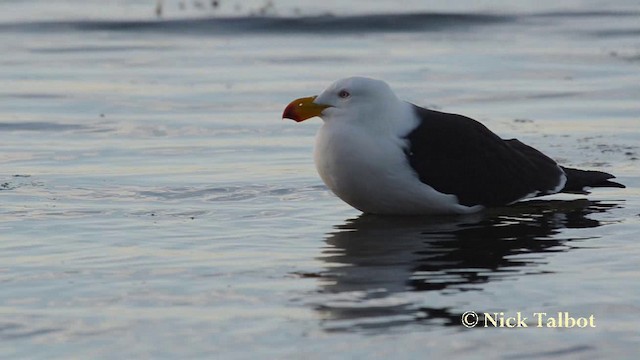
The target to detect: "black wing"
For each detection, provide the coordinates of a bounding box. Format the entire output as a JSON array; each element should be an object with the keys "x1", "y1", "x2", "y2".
[{"x1": 405, "y1": 105, "x2": 564, "y2": 207}]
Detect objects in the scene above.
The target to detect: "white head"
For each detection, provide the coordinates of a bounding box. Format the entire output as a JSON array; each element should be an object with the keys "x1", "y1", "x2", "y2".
[{"x1": 282, "y1": 77, "x2": 402, "y2": 130}]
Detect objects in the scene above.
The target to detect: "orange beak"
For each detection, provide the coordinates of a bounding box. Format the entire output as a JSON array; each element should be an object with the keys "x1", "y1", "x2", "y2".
[{"x1": 282, "y1": 96, "x2": 330, "y2": 122}]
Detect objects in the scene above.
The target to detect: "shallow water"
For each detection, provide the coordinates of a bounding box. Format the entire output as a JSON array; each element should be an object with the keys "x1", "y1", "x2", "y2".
[{"x1": 1, "y1": 1, "x2": 639, "y2": 358}]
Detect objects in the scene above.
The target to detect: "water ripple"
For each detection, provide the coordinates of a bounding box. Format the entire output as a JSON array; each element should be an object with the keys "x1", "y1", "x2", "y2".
[{"x1": 0, "y1": 12, "x2": 513, "y2": 35}]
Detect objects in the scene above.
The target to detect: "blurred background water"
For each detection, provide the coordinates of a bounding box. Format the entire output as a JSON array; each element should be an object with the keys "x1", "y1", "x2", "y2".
[{"x1": 1, "y1": 0, "x2": 639, "y2": 358}]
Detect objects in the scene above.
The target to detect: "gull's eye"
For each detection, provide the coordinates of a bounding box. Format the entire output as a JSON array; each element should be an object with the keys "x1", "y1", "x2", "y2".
[{"x1": 338, "y1": 90, "x2": 350, "y2": 99}]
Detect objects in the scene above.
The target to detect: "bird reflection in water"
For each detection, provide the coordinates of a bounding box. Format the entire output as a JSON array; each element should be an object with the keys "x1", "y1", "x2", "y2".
[{"x1": 312, "y1": 199, "x2": 619, "y2": 332}]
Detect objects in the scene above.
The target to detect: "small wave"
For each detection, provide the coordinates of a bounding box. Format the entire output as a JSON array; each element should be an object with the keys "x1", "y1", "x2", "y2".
[
  {"x1": 0, "y1": 121, "x2": 87, "y2": 132},
  {"x1": 0, "y1": 12, "x2": 513, "y2": 35},
  {"x1": 532, "y1": 10, "x2": 640, "y2": 18},
  {"x1": 593, "y1": 28, "x2": 640, "y2": 38},
  {"x1": 0, "y1": 322, "x2": 61, "y2": 340},
  {"x1": 138, "y1": 184, "x2": 326, "y2": 202},
  {"x1": 29, "y1": 45, "x2": 175, "y2": 54},
  {"x1": 3, "y1": 9, "x2": 638, "y2": 36}
]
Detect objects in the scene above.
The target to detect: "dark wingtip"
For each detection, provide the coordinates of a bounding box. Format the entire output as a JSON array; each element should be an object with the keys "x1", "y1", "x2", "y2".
[
  {"x1": 593, "y1": 173, "x2": 625, "y2": 188},
  {"x1": 600, "y1": 180, "x2": 625, "y2": 189},
  {"x1": 561, "y1": 167, "x2": 625, "y2": 192}
]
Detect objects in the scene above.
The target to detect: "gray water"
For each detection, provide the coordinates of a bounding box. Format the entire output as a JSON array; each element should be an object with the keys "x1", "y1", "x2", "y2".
[{"x1": 1, "y1": 1, "x2": 639, "y2": 359}]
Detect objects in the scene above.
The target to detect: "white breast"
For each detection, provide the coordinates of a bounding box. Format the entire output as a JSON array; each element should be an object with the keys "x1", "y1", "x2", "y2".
[{"x1": 313, "y1": 102, "x2": 482, "y2": 215}]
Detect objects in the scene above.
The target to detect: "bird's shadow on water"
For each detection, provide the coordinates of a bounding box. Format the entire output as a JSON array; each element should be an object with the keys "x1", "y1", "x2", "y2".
[{"x1": 310, "y1": 199, "x2": 620, "y2": 332}]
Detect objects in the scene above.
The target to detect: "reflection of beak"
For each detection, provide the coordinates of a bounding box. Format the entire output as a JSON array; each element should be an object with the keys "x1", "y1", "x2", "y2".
[{"x1": 282, "y1": 96, "x2": 330, "y2": 122}]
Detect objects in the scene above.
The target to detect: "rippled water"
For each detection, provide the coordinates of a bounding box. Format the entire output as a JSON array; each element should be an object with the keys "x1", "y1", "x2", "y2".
[{"x1": 1, "y1": 1, "x2": 639, "y2": 358}]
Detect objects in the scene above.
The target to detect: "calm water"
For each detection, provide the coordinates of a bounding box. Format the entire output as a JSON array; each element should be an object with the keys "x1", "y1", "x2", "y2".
[{"x1": 1, "y1": 1, "x2": 639, "y2": 358}]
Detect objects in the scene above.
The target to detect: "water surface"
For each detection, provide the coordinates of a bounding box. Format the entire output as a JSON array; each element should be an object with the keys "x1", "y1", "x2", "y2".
[{"x1": 1, "y1": 1, "x2": 639, "y2": 358}]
